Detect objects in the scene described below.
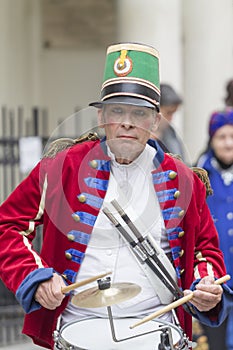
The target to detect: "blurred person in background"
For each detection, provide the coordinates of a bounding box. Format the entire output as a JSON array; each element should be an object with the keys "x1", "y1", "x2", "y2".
[
  {"x1": 155, "y1": 83, "x2": 188, "y2": 163},
  {"x1": 196, "y1": 108, "x2": 233, "y2": 350},
  {"x1": 225, "y1": 79, "x2": 233, "y2": 107}
]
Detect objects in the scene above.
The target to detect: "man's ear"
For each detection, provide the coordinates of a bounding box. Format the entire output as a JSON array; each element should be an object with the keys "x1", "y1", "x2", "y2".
[
  {"x1": 150, "y1": 113, "x2": 161, "y2": 139},
  {"x1": 151, "y1": 113, "x2": 161, "y2": 132},
  {"x1": 97, "y1": 109, "x2": 105, "y2": 128}
]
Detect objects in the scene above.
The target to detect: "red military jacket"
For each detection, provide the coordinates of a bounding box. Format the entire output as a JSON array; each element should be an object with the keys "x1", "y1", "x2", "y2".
[{"x1": 0, "y1": 138, "x2": 226, "y2": 349}]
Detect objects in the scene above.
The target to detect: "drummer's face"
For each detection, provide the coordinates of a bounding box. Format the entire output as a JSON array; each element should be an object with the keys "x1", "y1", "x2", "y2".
[{"x1": 98, "y1": 104, "x2": 160, "y2": 164}]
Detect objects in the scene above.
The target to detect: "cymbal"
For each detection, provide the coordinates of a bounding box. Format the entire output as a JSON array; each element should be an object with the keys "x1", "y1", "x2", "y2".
[{"x1": 71, "y1": 282, "x2": 141, "y2": 308}]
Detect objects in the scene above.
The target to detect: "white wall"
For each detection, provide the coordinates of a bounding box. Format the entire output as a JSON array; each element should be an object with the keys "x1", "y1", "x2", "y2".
[{"x1": 40, "y1": 50, "x2": 105, "y2": 132}]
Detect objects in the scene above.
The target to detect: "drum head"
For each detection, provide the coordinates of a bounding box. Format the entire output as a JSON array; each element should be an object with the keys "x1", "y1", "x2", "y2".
[{"x1": 59, "y1": 317, "x2": 182, "y2": 350}]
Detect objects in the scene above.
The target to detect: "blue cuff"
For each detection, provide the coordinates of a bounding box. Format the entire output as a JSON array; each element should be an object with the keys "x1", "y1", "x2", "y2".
[
  {"x1": 189, "y1": 280, "x2": 233, "y2": 326},
  {"x1": 16, "y1": 268, "x2": 54, "y2": 314}
]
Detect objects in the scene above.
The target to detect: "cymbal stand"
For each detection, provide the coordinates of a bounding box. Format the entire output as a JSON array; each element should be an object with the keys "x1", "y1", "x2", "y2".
[{"x1": 106, "y1": 305, "x2": 174, "y2": 349}]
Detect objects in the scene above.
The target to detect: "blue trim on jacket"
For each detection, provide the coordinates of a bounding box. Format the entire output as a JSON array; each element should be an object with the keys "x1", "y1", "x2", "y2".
[
  {"x1": 189, "y1": 280, "x2": 233, "y2": 326},
  {"x1": 16, "y1": 267, "x2": 54, "y2": 313}
]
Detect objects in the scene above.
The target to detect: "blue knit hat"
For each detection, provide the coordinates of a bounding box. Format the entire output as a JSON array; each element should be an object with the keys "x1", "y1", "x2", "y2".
[{"x1": 208, "y1": 108, "x2": 233, "y2": 138}]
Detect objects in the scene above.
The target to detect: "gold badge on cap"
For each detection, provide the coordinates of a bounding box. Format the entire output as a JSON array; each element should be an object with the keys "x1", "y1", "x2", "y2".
[{"x1": 114, "y1": 49, "x2": 133, "y2": 77}]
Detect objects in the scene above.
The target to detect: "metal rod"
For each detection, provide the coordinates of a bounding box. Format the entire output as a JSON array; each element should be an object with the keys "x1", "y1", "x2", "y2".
[
  {"x1": 106, "y1": 306, "x2": 165, "y2": 343},
  {"x1": 32, "y1": 107, "x2": 39, "y2": 136},
  {"x1": 17, "y1": 106, "x2": 24, "y2": 182},
  {"x1": 110, "y1": 200, "x2": 183, "y2": 299},
  {"x1": 9, "y1": 109, "x2": 15, "y2": 190},
  {"x1": 1, "y1": 106, "x2": 8, "y2": 199},
  {"x1": 102, "y1": 207, "x2": 181, "y2": 299}
]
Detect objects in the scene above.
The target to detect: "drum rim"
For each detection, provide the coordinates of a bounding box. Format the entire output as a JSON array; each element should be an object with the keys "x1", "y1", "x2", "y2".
[{"x1": 57, "y1": 316, "x2": 187, "y2": 350}]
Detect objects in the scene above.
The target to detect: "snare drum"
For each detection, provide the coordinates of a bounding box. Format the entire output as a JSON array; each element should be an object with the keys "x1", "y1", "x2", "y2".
[{"x1": 56, "y1": 317, "x2": 188, "y2": 349}]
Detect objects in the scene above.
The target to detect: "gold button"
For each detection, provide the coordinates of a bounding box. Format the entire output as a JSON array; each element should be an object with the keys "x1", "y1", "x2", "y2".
[
  {"x1": 174, "y1": 190, "x2": 180, "y2": 199},
  {"x1": 90, "y1": 160, "x2": 98, "y2": 169},
  {"x1": 178, "y1": 209, "x2": 185, "y2": 217},
  {"x1": 78, "y1": 194, "x2": 86, "y2": 203},
  {"x1": 178, "y1": 230, "x2": 185, "y2": 238},
  {"x1": 72, "y1": 214, "x2": 80, "y2": 222},
  {"x1": 61, "y1": 274, "x2": 67, "y2": 280},
  {"x1": 180, "y1": 268, "x2": 185, "y2": 275},
  {"x1": 168, "y1": 171, "x2": 177, "y2": 179},
  {"x1": 65, "y1": 252, "x2": 72, "y2": 260},
  {"x1": 67, "y1": 233, "x2": 75, "y2": 241},
  {"x1": 179, "y1": 249, "x2": 184, "y2": 257}
]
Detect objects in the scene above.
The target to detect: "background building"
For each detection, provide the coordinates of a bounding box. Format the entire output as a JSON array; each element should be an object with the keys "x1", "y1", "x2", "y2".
[{"x1": 0, "y1": 0, "x2": 232, "y2": 164}]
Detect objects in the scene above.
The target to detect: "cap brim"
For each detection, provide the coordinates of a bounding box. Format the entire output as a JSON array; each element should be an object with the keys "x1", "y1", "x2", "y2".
[{"x1": 89, "y1": 96, "x2": 158, "y2": 110}]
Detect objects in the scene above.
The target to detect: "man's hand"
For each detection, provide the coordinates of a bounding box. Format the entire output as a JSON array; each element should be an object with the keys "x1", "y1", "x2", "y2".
[
  {"x1": 34, "y1": 273, "x2": 66, "y2": 310},
  {"x1": 184, "y1": 276, "x2": 223, "y2": 312}
]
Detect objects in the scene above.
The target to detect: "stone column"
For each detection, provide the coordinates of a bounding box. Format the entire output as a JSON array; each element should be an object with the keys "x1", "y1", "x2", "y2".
[
  {"x1": 116, "y1": 0, "x2": 185, "y2": 149},
  {"x1": 0, "y1": 0, "x2": 41, "y2": 108},
  {"x1": 183, "y1": 0, "x2": 233, "y2": 161},
  {"x1": 117, "y1": 0, "x2": 183, "y2": 85}
]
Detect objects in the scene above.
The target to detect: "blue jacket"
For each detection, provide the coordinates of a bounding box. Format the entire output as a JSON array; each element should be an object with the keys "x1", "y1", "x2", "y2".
[{"x1": 197, "y1": 149, "x2": 233, "y2": 287}]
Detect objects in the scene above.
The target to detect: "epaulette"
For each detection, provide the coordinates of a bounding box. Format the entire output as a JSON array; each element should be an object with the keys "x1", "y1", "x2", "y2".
[
  {"x1": 167, "y1": 152, "x2": 183, "y2": 161},
  {"x1": 168, "y1": 153, "x2": 213, "y2": 197},
  {"x1": 191, "y1": 166, "x2": 213, "y2": 197},
  {"x1": 43, "y1": 132, "x2": 100, "y2": 158}
]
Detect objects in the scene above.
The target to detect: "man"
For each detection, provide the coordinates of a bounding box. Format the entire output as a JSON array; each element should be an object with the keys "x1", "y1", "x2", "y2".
[
  {"x1": 156, "y1": 83, "x2": 188, "y2": 163},
  {"x1": 0, "y1": 43, "x2": 232, "y2": 349}
]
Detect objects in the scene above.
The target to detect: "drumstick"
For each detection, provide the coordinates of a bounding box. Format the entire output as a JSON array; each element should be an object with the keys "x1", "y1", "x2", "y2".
[
  {"x1": 61, "y1": 271, "x2": 112, "y2": 294},
  {"x1": 130, "y1": 293, "x2": 194, "y2": 329},
  {"x1": 130, "y1": 274, "x2": 231, "y2": 329}
]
